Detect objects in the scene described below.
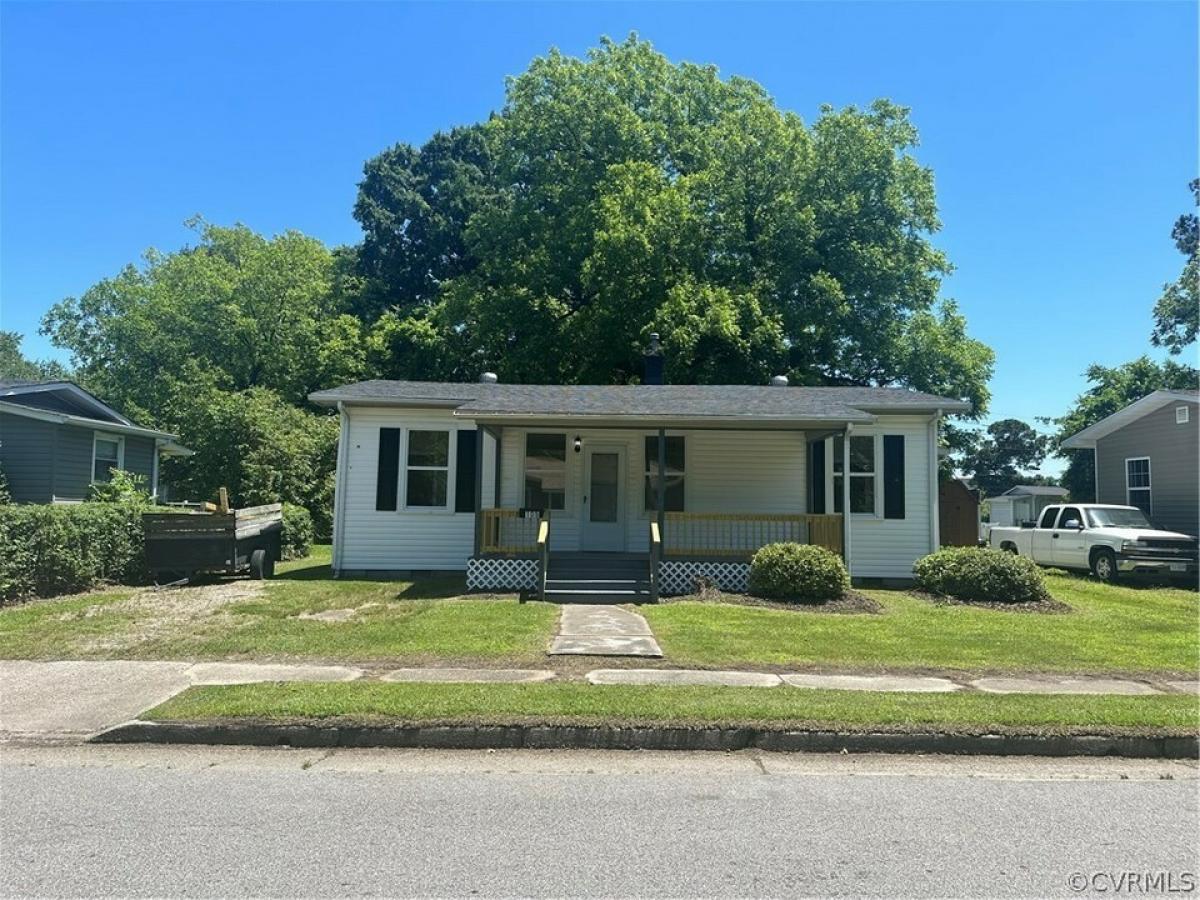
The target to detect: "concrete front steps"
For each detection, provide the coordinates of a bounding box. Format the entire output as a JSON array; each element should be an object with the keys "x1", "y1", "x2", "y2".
[{"x1": 544, "y1": 553, "x2": 653, "y2": 604}]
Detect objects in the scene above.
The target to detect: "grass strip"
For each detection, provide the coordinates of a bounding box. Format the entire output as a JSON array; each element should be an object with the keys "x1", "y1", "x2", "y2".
[{"x1": 144, "y1": 682, "x2": 1200, "y2": 736}]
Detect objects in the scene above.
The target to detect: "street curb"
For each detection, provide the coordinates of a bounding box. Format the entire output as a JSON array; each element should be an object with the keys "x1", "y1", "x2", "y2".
[{"x1": 92, "y1": 720, "x2": 1200, "y2": 759}]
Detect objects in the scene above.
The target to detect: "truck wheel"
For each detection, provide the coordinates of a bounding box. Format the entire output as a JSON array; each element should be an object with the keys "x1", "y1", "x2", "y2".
[
  {"x1": 250, "y1": 549, "x2": 274, "y2": 580},
  {"x1": 1001, "y1": 543, "x2": 1017, "y2": 554},
  {"x1": 1091, "y1": 549, "x2": 1118, "y2": 583}
]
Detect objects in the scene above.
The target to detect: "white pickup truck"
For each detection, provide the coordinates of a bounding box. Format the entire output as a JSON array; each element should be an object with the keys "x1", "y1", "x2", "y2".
[{"x1": 988, "y1": 503, "x2": 1198, "y2": 582}]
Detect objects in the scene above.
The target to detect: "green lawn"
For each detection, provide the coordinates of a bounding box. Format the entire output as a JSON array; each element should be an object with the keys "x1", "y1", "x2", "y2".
[
  {"x1": 0, "y1": 548, "x2": 1195, "y2": 678},
  {"x1": 644, "y1": 572, "x2": 1199, "y2": 677},
  {"x1": 0, "y1": 546, "x2": 557, "y2": 664},
  {"x1": 145, "y1": 681, "x2": 1200, "y2": 736}
]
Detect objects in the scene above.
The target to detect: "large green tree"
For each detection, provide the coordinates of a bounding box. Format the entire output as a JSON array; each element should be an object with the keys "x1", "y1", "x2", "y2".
[
  {"x1": 1049, "y1": 356, "x2": 1199, "y2": 500},
  {"x1": 40, "y1": 221, "x2": 361, "y2": 531},
  {"x1": 353, "y1": 36, "x2": 993, "y2": 413},
  {"x1": 957, "y1": 418, "x2": 1050, "y2": 497},
  {"x1": 42, "y1": 219, "x2": 366, "y2": 421},
  {"x1": 1150, "y1": 179, "x2": 1198, "y2": 355},
  {"x1": 0, "y1": 331, "x2": 70, "y2": 383}
]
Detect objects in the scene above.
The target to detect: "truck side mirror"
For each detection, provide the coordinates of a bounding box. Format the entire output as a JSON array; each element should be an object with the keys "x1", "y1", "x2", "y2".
[{"x1": 1062, "y1": 518, "x2": 1082, "y2": 530}]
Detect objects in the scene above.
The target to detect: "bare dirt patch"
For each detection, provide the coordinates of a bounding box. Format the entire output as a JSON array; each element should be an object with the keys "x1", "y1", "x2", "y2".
[
  {"x1": 75, "y1": 578, "x2": 267, "y2": 654},
  {"x1": 659, "y1": 588, "x2": 882, "y2": 615},
  {"x1": 909, "y1": 590, "x2": 1072, "y2": 614}
]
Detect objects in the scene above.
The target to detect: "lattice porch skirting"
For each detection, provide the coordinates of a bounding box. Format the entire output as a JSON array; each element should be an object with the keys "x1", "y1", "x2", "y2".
[
  {"x1": 466, "y1": 556, "x2": 539, "y2": 592},
  {"x1": 657, "y1": 560, "x2": 750, "y2": 596}
]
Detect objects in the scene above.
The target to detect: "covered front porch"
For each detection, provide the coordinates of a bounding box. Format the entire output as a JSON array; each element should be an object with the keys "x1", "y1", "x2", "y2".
[{"x1": 464, "y1": 422, "x2": 850, "y2": 598}]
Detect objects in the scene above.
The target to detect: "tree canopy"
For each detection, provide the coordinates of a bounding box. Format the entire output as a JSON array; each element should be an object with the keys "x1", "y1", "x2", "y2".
[
  {"x1": 0, "y1": 331, "x2": 70, "y2": 383},
  {"x1": 352, "y1": 36, "x2": 993, "y2": 411},
  {"x1": 37, "y1": 35, "x2": 999, "y2": 526},
  {"x1": 956, "y1": 418, "x2": 1051, "y2": 497},
  {"x1": 40, "y1": 221, "x2": 358, "y2": 532},
  {"x1": 1150, "y1": 179, "x2": 1198, "y2": 355}
]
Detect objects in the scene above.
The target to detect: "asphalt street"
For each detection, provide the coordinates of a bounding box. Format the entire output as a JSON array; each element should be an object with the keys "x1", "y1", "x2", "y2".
[{"x1": 1, "y1": 745, "x2": 1196, "y2": 898}]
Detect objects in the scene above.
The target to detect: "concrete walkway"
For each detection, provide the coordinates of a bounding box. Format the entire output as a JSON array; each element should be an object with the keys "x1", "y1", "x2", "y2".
[
  {"x1": 548, "y1": 605, "x2": 663, "y2": 657},
  {"x1": 1, "y1": 659, "x2": 1193, "y2": 744},
  {"x1": 583, "y1": 668, "x2": 1192, "y2": 696},
  {"x1": 0, "y1": 660, "x2": 363, "y2": 742}
]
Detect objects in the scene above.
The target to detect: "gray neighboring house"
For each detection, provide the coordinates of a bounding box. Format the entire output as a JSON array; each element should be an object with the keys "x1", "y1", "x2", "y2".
[
  {"x1": 1062, "y1": 389, "x2": 1199, "y2": 537},
  {"x1": 0, "y1": 381, "x2": 190, "y2": 503}
]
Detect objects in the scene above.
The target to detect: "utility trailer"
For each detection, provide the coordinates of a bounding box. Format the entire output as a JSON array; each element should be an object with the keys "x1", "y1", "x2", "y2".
[{"x1": 143, "y1": 503, "x2": 283, "y2": 582}]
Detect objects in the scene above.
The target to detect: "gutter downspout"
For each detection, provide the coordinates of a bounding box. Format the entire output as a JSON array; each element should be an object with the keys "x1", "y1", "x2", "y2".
[
  {"x1": 930, "y1": 409, "x2": 942, "y2": 553},
  {"x1": 151, "y1": 440, "x2": 160, "y2": 502},
  {"x1": 332, "y1": 402, "x2": 351, "y2": 578},
  {"x1": 842, "y1": 424, "x2": 852, "y2": 578}
]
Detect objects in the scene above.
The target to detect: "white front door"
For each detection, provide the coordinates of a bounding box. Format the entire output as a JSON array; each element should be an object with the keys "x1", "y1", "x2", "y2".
[{"x1": 582, "y1": 446, "x2": 626, "y2": 551}]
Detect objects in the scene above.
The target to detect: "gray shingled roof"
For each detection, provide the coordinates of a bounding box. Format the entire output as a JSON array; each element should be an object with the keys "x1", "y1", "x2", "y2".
[{"x1": 308, "y1": 380, "x2": 971, "y2": 421}]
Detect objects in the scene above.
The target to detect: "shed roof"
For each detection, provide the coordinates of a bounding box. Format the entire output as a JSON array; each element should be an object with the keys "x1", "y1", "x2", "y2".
[
  {"x1": 308, "y1": 380, "x2": 971, "y2": 423},
  {"x1": 1002, "y1": 485, "x2": 1068, "y2": 497}
]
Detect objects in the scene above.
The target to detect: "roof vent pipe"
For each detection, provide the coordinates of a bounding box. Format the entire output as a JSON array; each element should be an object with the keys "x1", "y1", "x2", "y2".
[
  {"x1": 643, "y1": 333, "x2": 664, "y2": 385},
  {"x1": 770, "y1": 375, "x2": 789, "y2": 387},
  {"x1": 479, "y1": 372, "x2": 499, "y2": 384}
]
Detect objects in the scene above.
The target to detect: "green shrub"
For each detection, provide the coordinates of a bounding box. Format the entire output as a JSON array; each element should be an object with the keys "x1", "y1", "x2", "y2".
[
  {"x1": 86, "y1": 469, "x2": 151, "y2": 504},
  {"x1": 0, "y1": 503, "x2": 149, "y2": 603},
  {"x1": 280, "y1": 503, "x2": 314, "y2": 560},
  {"x1": 913, "y1": 547, "x2": 1049, "y2": 603},
  {"x1": 748, "y1": 542, "x2": 850, "y2": 602}
]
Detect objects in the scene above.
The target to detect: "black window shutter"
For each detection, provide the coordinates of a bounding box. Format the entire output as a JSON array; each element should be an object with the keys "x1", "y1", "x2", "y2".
[
  {"x1": 455, "y1": 429, "x2": 478, "y2": 513},
  {"x1": 809, "y1": 440, "x2": 826, "y2": 514},
  {"x1": 375, "y1": 428, "x2": 400, "y2": 511},
  {"x1": 883, "y1": 435, "x2": 905, "y2": 519}
]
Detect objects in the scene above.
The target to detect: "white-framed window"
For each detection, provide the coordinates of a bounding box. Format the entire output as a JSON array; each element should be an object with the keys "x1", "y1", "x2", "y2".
[
  {"x1": 92, "y1": 433, "x2": 124, "y2": 483},
  {"x1": 1176, "y1": 406, "x2": 1190, "y2": 425},
  {"x1": 404, "y1": 430, "x2": 450, "y2": 509},
  {"x1": 524, "y1": 433, "x2": 566, "y2": 511},
  {"x1": 831, "y1": 434, "x2": 878, "y2": 515},
  {"x1": 644, "y1": 435, "x2": 685, "y2": 512},
  {"x1": 1125, "y1": 457, "x2": 1152, "y2": 516}
]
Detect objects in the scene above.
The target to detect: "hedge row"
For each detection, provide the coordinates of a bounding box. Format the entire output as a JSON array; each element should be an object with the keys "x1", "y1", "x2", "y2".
[
  {"x1": 0, "y1": 503, "x2": 148, "y2": 603},
  {"x1": 0, "y1": 501, "x2": 314, "y2": 603}
]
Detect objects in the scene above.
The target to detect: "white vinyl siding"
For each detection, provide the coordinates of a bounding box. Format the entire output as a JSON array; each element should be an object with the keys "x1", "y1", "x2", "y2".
[
  {"x1": 335, "y1": 407, "x2": 493, "y2": 571},
  {"x1": 500, "y1": 428, "x2": 808, "y2": 553},
  {"x1": 335, "y1": 409, "x2": 936, "y2": 578},
  {"x1": 844, "y1": 418, "x2": 935, "y2": 578}
]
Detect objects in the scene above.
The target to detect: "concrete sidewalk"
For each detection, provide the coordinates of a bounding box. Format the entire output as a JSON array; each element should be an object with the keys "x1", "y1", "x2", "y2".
[
  {"x1": 0, "y1": 660, "x2": 361, "y2": 742},
  {"x1": 2, "y1": 659, "x2": 1195, "y2": 744}
]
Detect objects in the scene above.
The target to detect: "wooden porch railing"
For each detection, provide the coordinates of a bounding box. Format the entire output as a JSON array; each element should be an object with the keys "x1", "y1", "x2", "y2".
[
  {"x1": 478, "y1": 508, "x2": 544, "y2": 554},
  {"x1": 662, "y1": 512, "x2": 844, "y2": 559}
]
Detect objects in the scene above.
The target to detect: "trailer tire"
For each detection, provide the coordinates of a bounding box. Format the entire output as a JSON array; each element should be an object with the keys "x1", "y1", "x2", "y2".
[
  {"x1": 250, "y1": 549, "x2": 274, "y2": 580},
  {"x1": 1090, "y1": 548, "x2": 1118, "y2": 583}
]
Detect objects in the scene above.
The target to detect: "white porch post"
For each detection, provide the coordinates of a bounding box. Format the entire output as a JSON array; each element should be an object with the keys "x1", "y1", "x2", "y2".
[
  {"x1": 473, "y1": 425, "x2": 484, "y2": 556},
  {"x1": 656, "y1": 428, "x2": 667, "y2": 540},
  {"x1": 843, "y1": 424, "x2": 852, "y2": 576}
]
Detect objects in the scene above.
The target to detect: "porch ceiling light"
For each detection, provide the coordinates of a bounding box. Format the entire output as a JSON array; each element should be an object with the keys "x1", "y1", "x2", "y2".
[{"x1": 573, "y1": 436, "x2": 582, "y2": 453}]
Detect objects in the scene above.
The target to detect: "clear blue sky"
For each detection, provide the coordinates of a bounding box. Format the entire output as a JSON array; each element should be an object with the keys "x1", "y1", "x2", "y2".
[{"x1": 2, "y1": 2, "x2": 1196, "y2": 473}]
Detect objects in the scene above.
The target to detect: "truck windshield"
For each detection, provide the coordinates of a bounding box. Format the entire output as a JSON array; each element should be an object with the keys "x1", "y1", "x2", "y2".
[{"x1": 1086, "y1": 508, "x2": 1152, "y2": 528}]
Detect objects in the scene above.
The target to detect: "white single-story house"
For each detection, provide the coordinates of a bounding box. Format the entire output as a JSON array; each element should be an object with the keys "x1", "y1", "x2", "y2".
[{"x1": 310, "y1": 356, "x2": 970, "y2": 599}]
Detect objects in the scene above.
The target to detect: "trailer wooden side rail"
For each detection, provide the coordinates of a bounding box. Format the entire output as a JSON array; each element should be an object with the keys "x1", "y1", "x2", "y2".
[{"x1": 144, "y1": 503, "x2": 283, "y2": 581}]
